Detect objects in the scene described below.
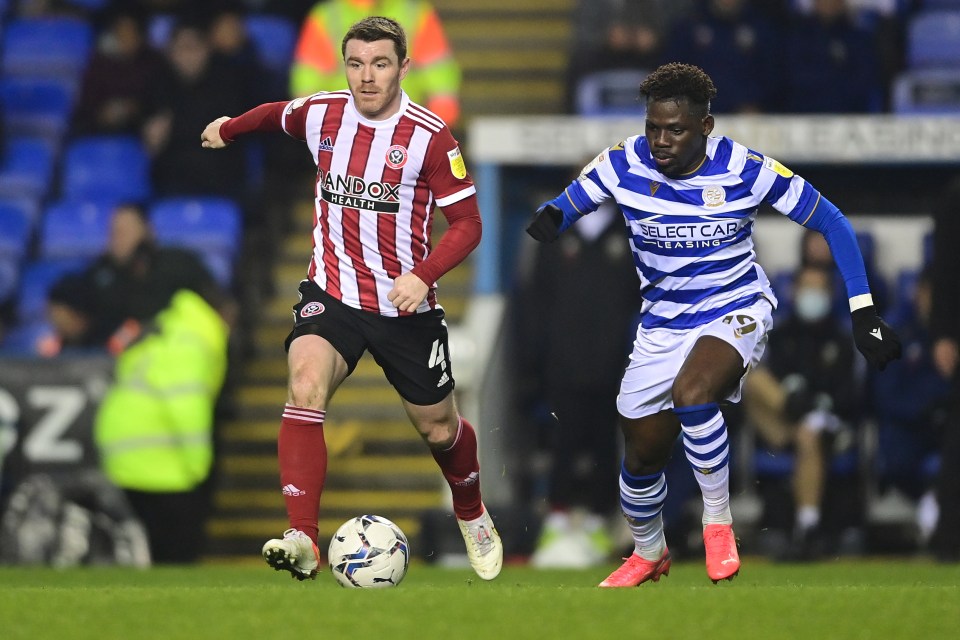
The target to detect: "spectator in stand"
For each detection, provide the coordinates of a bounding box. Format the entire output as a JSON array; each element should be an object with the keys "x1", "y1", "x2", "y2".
[
  {"x1": 928, "y1": 177, "x2": 960, "y2": 563},
  {"x1": 44, "y1": 203, "x2": 231, "y2": 355},
  {"x1": 800, "y1": 228, "x2": 889, "y2": 317},
  {"x1": 743, "y1": 263, "x2": 863, "y2": 560},
  {"x1": 143, "y1": 22, "x2": 254, "y2": 199},
  {"x1": 289, "y1": 0, "x2": 461, "y2": 126},
  {"x1": 663, "y1": 0, "x2": 780, "y2": 113},
  {"x1": 513, "y1": 199, "x2": 640, "y2": 568},
  {"x1": 44, "y1": 273, "x2": 111, "y2": 353},
  {"x1": 566, "y1": 1, "x2": 665, "y2": 114},
  {"x1": 73, "y1": 9, "x2": 172, "y2": 137},
  {"x1": 871, "y1": 267, "x2": 950, "y2": 546},
  {"x1": 783, "y1": 0, "x2": 883, "y2": 113},
  {"x1": 208, "y1": 4, "x2": 271, "y2": 104}
]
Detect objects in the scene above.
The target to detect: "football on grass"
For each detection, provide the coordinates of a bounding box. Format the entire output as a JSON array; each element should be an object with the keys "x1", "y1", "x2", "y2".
[{"x1": 328, "y1": 515, "x2": 410, "y2": 588}]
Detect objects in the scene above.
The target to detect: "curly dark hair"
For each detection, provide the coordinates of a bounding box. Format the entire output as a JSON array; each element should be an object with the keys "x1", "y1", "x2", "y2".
[{"x1": 639, "y1": 63, "x2": 718, "y2": 116}]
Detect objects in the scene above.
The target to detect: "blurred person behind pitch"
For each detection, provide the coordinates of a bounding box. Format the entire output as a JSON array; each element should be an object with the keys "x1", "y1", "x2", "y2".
[
  {"x1": 72, "y1": 9, "x2": 172, "y2": 136},
  {"x1": 871, "y1": 266, "x2": 951, "y2": 548},
  {"x1": 744, "y1": 263, "x2": 864, "y2": 560}
]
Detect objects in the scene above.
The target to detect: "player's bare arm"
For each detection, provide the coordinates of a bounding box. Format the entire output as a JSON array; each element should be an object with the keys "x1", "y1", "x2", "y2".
[
  {"x1": 200, "y1": 116, "x2": 231, "y2": 149},
  {"x1": 388, "y1": 272, "x2": 430, "y2": 313}
]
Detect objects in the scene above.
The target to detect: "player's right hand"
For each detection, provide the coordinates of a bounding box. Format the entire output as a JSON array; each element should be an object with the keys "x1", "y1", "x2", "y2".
[
  {"x1": 201, "y1": 116, "x2": 231, "y2": 149},
  {"x1": 526, "y1": 203, "x2": 563, "y2": 243}
]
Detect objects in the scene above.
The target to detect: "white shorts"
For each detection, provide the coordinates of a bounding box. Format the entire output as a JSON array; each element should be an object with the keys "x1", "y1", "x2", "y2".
[{"x1": 616, "y1": 299, "x2": 774, "y2": 420}]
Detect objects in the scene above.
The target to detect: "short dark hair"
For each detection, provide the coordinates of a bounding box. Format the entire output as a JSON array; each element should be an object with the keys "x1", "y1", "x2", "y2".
[
  {"x1": 639, "y1": 62, "x2": 717, "y2": 117},
  {"x1": 341, "y1": 16, "x2": 407, "y2": 62}
]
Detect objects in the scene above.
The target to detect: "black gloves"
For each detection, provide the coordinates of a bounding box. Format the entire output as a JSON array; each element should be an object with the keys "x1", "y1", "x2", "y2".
[
  {"x1": 851, "y1": 305, "x2": 902, "y2": 371},
  {"x1": 525, "y1": 203, "x2": 564, "y2": 243}
]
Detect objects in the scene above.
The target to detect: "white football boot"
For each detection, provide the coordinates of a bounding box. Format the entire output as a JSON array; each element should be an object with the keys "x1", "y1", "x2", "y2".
[
  {"x1": 262, "y1": 528, "x2": 320, "y2": 581},
  {"x1": 457, "y1": 504, "x2": 503, "y2": 580}
]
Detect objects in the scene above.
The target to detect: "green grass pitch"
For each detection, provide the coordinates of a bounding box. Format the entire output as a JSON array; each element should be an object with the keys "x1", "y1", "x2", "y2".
[{"x1": 2, "y1": 559, "x2": 957, "y2": 640}]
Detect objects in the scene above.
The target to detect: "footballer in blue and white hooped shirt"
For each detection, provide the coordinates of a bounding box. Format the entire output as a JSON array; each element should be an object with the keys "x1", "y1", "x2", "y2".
[{"x1": 525, "y1": 63, "x2": 902, "y2": 588}]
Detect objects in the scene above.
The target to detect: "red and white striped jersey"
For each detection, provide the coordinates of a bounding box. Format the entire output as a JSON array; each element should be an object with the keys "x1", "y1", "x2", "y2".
[{"x1": 280, "y1": 90, "x2": 476, "y2": 316}]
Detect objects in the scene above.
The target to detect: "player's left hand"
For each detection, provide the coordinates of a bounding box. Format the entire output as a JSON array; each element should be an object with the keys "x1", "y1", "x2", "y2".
[
  {"x1": 526, "y1": 203, "x2": 564, "y2": 243},
  {"x1": 388, "y1": 273, "x2": 429, "y2": 312},
  {"x1": 201, "y1": 116, "x2": 231, "y2": 149},
  {"x1": 851, "y1": 305, "x2": 902, "y2": 370}
]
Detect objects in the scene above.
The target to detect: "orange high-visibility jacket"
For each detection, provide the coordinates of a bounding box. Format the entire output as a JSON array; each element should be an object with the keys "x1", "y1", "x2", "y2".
[{"x1": 290, "y1": 0, "x2": 461, "y2": 125}]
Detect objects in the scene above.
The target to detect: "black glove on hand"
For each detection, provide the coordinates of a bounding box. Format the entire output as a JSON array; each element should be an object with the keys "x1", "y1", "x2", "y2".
[
  {"x1": 526, "y1": 203, "x2": 564, "y2": 243},
  {"x1": 851, "y1": 305, "x2": 902, "y2": 371}
]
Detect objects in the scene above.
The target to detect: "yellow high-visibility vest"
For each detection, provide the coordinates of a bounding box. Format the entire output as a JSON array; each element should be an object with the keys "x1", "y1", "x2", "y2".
[{"x1": 95, "y1": 290, "x2": 228, "y2": 492}]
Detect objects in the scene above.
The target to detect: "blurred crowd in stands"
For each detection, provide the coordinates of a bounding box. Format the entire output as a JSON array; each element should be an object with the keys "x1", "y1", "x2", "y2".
[{"x1": 569, "y1": 0, "x2": 960, "y2": 116}]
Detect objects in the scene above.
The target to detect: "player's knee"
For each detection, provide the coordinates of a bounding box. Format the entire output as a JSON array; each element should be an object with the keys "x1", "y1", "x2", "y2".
[
  {"x1": 419, "y1": 417, "x2": 458, "y2": 448},
  {"x1": 671, "y1": 376, "x2": 712, "y2": 408},
  {"x1": 287, "y1": 371, "x2": 329, "y2": 409}
]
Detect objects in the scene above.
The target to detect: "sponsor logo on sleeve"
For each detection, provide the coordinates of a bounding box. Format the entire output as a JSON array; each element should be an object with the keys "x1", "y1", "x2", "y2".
[
  {"x1": 286, "y1": 96, "x2": 308, "y2": 114},
  {"x1": 577, "y1": 151, "x2": 606, "y2": 181},
  {"x1": 763, "y1": 156, "x2": 794, "y2": 178},
  {"x1": 447, "y1": 147, "x2": 467, "y2": 179}
]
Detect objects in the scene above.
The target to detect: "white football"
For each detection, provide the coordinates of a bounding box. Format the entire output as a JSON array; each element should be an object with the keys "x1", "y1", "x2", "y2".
[{"x1": 328, "y1": 515, "x2": 409, "y2": 588}]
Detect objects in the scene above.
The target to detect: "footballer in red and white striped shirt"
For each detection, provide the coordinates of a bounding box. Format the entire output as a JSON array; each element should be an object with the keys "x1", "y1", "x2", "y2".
[{"x1": 201, "y1": 15, "x2": 501, "y2": 584}]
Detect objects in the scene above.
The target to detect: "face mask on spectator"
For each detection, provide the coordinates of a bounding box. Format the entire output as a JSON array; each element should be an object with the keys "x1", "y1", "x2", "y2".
[{"x1": 794, "y1": 287, "x2": 832, "y2": 322}]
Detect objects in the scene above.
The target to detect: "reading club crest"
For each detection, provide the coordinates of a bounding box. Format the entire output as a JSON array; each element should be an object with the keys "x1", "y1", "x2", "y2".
[
  {"x1": 386, "y1": 145, "x2": 408, "y2": 169},
  {"x1": 702, "y1": 185, "x2": 726, "y2": 207}
]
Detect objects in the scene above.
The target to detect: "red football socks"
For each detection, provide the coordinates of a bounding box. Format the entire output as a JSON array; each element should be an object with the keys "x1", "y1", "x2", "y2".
[
  {"x1": 278, "y1": 404, "x2": 327, "y2": 544},
  {"x1": 431, "y1": 417, "x2": 484, "y2": 521}
]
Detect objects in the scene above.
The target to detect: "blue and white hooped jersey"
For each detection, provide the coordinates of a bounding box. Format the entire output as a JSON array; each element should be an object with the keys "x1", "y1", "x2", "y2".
[{"x1": 563, "y1": 135, "x2": 823, "y2": 331}]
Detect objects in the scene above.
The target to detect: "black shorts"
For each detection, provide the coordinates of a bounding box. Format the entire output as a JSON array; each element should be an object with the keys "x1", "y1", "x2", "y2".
[{"x1": 285, "y1": 280, "x2": 455, "y2": 406}]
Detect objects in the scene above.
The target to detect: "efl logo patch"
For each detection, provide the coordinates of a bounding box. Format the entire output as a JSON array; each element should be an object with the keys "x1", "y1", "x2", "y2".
[
  {"x1": 447, "y1": 147, "x2": 467, "y2": 179},
  {"x1": 300, "y1": 302, "x2": 325, "y2": 318},
  {"x1": 764, "y1": 156, "x2": 794, "y2": 178},
  {"x1": 385, "y1": 145, "x2": 408, "y2": 169},
  {"x1": 318, "y1": 136, "x2": 334, "y2": 152},
  {"x1": 286, "y1": 96, "x2": 308, "y2": 114}
]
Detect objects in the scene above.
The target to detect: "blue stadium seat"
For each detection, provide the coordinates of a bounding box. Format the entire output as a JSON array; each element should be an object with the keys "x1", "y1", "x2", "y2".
[
  {"x1": 0, "y1": 76, "x2": 75, "y2": 142},
  {"x1": 754, "y1": 446, "x2": 859, "y2": 478},
  {"x1": 0, "y1": 203, "x2": 32, "y2": 303},
  {"x1": 38, "y1": 200, "x2": 114, "y2": 261},
  {"x1": 0, "y1": 196, "x2": 39, "y2": 228},
  {"x1": 883, "y1": 269, "x2": 919, "y2": 327},
  {"x1": 770, "y1": 270, "x2": 794, "y2": 318},
  {"x1": 14, "y1": 258, "x2": 88, "y2": 324},
  {"x1": 245, "y1": 15, "x2": 298, "y2": 75},
  {"x1": 907, "y1": 10, "x2": 960, "y2": 68},
  {"x1": 0, "y1": 319, "x2": 57, "y2": 356},
  {"x1": 0, "y1": 202, "x2": 32, "y2": 257},
  {"x1": 0, "y1": 137, "x2": 55, "y2": 200},
  {"x1": 149, "y1": 197, "x2": 243, "y2": 285},
  {"x1": 0, "y1": 17, "x2": 93, "y2": 79},
  {"x1": 574, "y1": 69, "x2": 650, "y2": 116},
  {"x1": 855, "y1": 231, "x2": 876, "y2": 268},
  {"x1": 61, "y1": 136, "x2": 150, "y2": 203},
  {"x1": 892, "y1": 69, "x2": 960, "y2": 114}
]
